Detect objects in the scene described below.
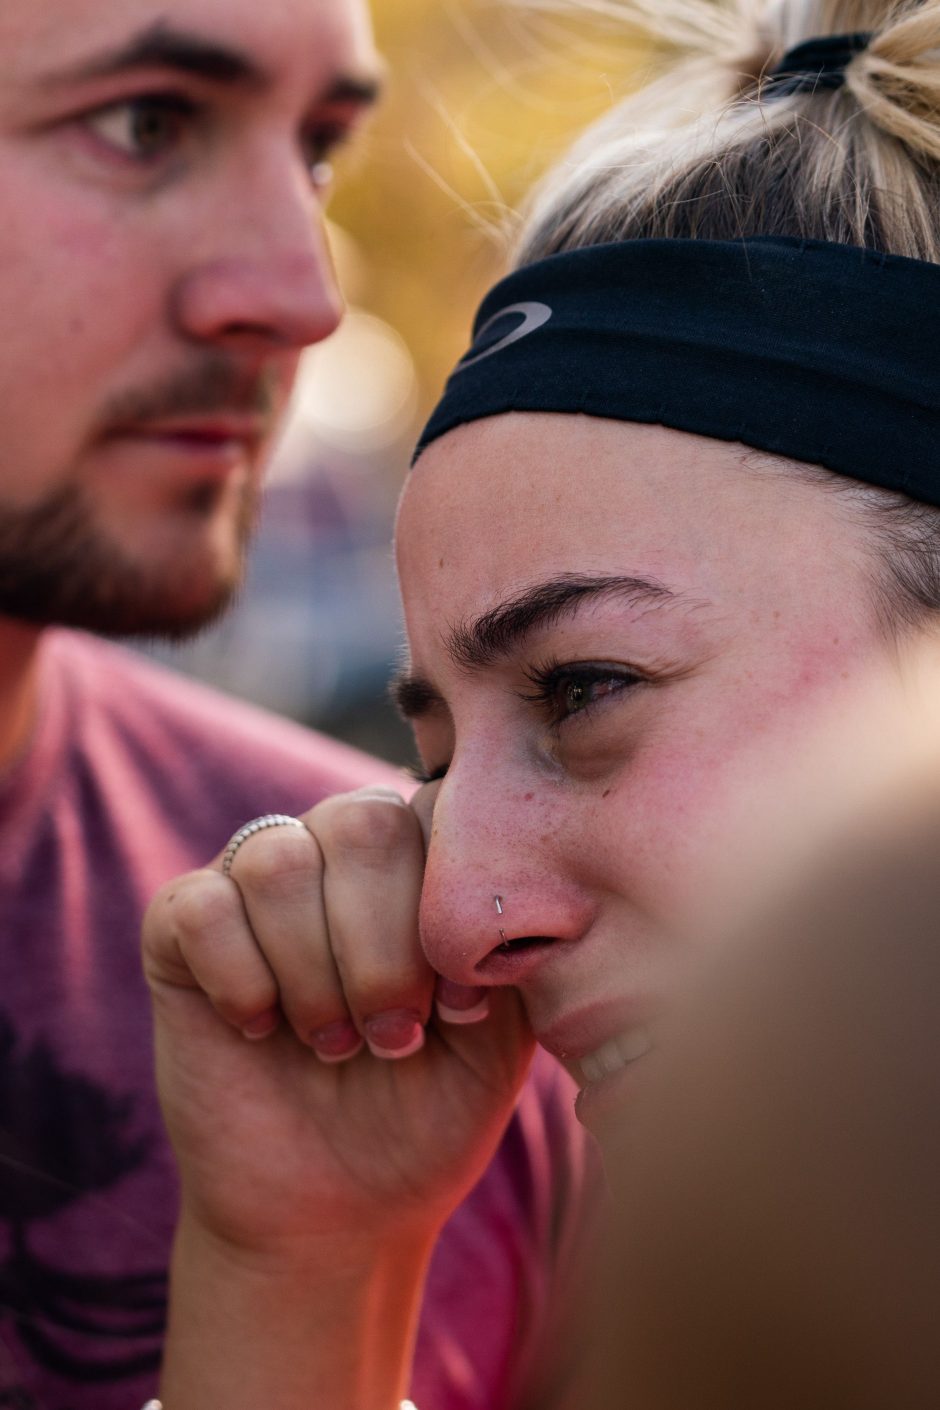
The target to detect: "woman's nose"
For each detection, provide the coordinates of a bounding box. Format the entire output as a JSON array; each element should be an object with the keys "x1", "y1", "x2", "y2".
[{"x1": 418, "y1": 769, "x2": 595, "y2": 986}]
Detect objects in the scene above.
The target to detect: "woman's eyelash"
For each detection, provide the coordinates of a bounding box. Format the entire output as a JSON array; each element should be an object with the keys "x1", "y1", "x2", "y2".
[
  {"x1": 405, "y1": 663, "x2": 646, "y2": 782},
  {"x1": 520, "y1": 659, "x2": 645, "y2": 720},
  {"x1": 406, "y1": 762, "x2": 448, "y2": 786}
]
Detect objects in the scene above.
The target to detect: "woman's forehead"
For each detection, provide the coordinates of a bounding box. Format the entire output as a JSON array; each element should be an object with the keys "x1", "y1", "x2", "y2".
[
  {"x1": 399, "y1": 414, "x2": 807, "y2": 577},
  {"x1": 396, "y1": 412, "x2": 873, "y2": 659},
  {"x1": 403, "y1": 415, "x2": 696, "y2": 536}
]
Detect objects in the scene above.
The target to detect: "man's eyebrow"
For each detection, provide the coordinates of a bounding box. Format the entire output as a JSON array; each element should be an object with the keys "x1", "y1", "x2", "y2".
[
  {"x1": 392, "y1": 573, "x2": 681, "y2": 720},
  {"x1": 42, "y1": 21, "x2": 383, "y2": 105},
  {"x1": 324, "y1": 72, "x2": 385, "y2": 107},
  {"x1": 45, "y1": 22, "x2": 266, "y2": 87}
]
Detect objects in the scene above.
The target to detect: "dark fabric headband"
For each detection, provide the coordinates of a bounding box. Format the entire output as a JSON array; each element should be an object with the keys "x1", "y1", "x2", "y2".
[
  {"x1": 767, "y1": 32, "x2": 873, "y2": 94},
  {"x1": 414, "y1": 237, "x2": 940, "y2": 508}
]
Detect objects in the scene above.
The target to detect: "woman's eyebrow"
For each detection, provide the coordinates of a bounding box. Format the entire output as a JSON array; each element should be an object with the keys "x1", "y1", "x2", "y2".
[
  {"x1": 391, "y1": 673, "x2": 444, "y2": 722},
  {"x1": 446, "y1": 572, "x2": 680, "y2": 671},
  {"x1": 392, "y1": 573, "x2": 687, "y2": 719}
]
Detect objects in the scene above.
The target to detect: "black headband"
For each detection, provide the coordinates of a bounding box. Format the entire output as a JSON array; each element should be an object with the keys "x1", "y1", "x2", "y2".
[
  {"x1": 767, "y1": 32, "x2": 874, "y2": 94},
  {"x1": 414, "y1": 237, "x2": 940, "y2": 507}
]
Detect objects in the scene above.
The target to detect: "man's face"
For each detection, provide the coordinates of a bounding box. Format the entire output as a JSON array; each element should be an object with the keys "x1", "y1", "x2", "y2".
[{"x1": 0, "y1": 0, "x2": 380, "y2": 636}]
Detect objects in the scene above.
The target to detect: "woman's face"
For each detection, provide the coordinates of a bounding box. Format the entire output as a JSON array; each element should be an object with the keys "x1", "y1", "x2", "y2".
[{"x1": 395, "y1": 413, "x2": 895, "y2": 1133}]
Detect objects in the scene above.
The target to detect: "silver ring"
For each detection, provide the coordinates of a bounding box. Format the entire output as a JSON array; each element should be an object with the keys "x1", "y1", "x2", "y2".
[{"x1": 221, "y1": 814, "x2": 307, "y2": 877}]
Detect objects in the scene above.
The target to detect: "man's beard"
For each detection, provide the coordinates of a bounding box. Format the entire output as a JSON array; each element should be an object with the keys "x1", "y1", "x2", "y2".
[{"x1": 0, "y1": 477, "x2": 259, "y2": 640}]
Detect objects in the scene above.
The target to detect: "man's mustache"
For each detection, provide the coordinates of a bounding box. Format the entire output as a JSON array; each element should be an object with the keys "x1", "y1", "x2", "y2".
[{"x1": 99, "y1": 357, "x2": 281, "y2": 428}]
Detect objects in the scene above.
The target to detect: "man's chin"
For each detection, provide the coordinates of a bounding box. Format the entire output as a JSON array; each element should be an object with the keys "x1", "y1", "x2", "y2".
[
  {"x1": 0, "y1": 520, "x2": 249, "y2": 639},
  {"x1": 0, "y1": 480, "x2": 255, "y2": 640},
  {"x1": 2, "y1": 570, "x2": 242, "y2": 642},
  {"x1": 109, "y1": 576, "x2": 243, "y2": 642}
]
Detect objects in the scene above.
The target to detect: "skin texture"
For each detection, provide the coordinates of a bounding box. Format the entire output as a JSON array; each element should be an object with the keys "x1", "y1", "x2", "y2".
[
  {"x1": 0, "y1": 0, "x2": 380, "y2": 651},
  {"x1": 146, "y1": 788, "x2": 530, "y2": 1244},
  {"x1": 145, "y1": 786, "x2": 533, "y2": 1410},
  {"x1": 0, "y1": 3, "x2": 508, "y2": 1404},
  {"x1": 584, "y1": 725, "x2": 940, "y2": 1410},
  {"x1": 394, "y1": 412, "x2": 911, "y2": 1137},
  {"x1": 145, "y1": 412, "x2": 933, "y2": 1403}
]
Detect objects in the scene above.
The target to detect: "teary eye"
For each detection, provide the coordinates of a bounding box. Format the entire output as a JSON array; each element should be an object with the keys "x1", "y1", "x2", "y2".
[{"x1": 522, "y1": 661, "x2": 644, "y2": 725}]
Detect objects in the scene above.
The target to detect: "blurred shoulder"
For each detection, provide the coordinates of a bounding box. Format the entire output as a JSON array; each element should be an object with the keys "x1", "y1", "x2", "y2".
[{"x1": 43, "y1": 629, "x2": 404, "y2": 805}]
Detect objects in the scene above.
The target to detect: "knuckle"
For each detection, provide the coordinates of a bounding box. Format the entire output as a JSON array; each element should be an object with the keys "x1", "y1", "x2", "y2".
[
  {"x1": 230, "y1": 830, "x2": 319, "y2": 898},
  {"x1": 335, "y1": 957, "x2": 429, "y2": 1019},
  {"x1": 217, "y1": 992, "x2": 275, "y2": 1029},
  {"x1": 163, "y1": 872, "x2": 235, "y2": 945},
  {"x1": 324, "y1": 797, "x2": 417, "y2": 860},
  {"x1": 142, "y1": 879, "x2": 175, "y2": 942}
]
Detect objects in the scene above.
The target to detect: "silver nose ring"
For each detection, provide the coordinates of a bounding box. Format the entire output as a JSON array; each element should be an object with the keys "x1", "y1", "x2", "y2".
[{"x1": 495, "y1": 895, "x2": 506, "y2": 943}]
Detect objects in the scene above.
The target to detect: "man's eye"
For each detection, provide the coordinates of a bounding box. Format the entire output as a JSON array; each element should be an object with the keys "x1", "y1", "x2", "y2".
[
  {"x1": 300, "y1": 123, "x2": 353, "y2": 191},
  {"x1": 84, "y1": 95, "x2": 197, "y2": 161}
]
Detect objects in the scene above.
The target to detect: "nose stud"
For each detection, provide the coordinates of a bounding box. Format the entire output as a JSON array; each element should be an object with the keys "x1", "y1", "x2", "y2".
[{"x1": 495, "y1": 895, "x2": 506, "y2": 943}]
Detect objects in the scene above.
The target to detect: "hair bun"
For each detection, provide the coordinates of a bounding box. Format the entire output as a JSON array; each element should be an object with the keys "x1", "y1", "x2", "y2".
[{"x1": 514, "y1": 0, "x2": 940, "y2": 265}]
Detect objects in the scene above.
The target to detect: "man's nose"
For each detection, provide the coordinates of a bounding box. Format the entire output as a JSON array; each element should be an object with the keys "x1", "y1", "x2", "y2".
[
  {"x1": 419, "y1": 766, "x2": 594, "y2": 987},
  {"x1": 172, "y1": 158, "x2": 343, "y2": 354}
]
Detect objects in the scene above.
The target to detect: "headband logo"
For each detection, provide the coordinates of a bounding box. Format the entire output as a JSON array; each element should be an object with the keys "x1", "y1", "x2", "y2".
[{"x1": 455, "y1": 301, "x2": 553, "y2": 372}]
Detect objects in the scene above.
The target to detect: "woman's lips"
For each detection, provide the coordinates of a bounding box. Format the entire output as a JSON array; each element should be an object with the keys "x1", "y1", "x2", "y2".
[
  {"x1": 572, "y1": 1050, "x2": 651, "y2": 1132},
  {"x1": 571, "y1": 1026, "x2": 653, "y2": 1133},
  {"x1": 574, "y1": 1025, "x2": 653, "y2": 1086},
  {"x1": 535, "y1": 1006, "x2": 658, "y2": 1132}
]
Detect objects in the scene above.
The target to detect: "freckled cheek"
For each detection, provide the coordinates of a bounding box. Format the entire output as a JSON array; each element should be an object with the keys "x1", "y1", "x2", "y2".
[
  {"x1": 584, "y1": 706, "x2": 796, "y2": 914},
  {"x1": 582, "y1": 757, "x2": 716, "y2": 894},
  {"x1": 600, "y1": 662, "x2": 875, "y2": 912}
]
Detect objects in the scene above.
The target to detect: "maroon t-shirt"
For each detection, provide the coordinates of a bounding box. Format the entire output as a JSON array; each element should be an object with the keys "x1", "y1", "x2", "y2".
[{"x1": 0, "y1": 630, "x2": 592, "y2": 1410}]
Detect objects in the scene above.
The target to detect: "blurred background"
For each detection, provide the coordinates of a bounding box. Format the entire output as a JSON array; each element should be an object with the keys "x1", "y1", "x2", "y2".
[{"x1": 149, "y1": 0, "x2": 647, "y2": 767}]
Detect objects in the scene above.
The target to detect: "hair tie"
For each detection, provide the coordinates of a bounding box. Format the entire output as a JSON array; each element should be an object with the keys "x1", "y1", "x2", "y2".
[{"x1": 765, "y1": 32, "x2": 873, "y2": 95}]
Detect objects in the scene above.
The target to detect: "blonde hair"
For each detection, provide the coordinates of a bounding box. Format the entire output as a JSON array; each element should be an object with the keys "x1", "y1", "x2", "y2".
[
  {"x1": 515, "y1": 0, "x2": 940, "y2": 263},
  {"x1": 512, "y1": 0, "x2": 940, "y2": 636}
]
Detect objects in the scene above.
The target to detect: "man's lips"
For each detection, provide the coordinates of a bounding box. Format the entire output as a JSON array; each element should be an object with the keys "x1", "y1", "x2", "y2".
[{"x1": 106, "y1": 415, "x2": 269, "y2": 447}]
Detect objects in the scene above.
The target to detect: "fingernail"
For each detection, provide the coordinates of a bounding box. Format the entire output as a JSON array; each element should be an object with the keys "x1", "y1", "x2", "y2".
[
  {"x1": 242, "y1": 1007, "x2": 280, "y2": 1041},
  {"x1": 364, "y1": 1010, "x2": 425, "y2": 1060},
  {"x1": 311, "y1": 1019, "x2": 364, "y2": 1064},
  {"x1": 435, "y1": 980, "x2": 490, "y2": 1026}
]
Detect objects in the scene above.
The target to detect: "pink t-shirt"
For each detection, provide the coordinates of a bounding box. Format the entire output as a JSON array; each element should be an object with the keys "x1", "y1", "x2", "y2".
[{"x1": 0, "y1": 630, "x2": 593, "y2": 1410}]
